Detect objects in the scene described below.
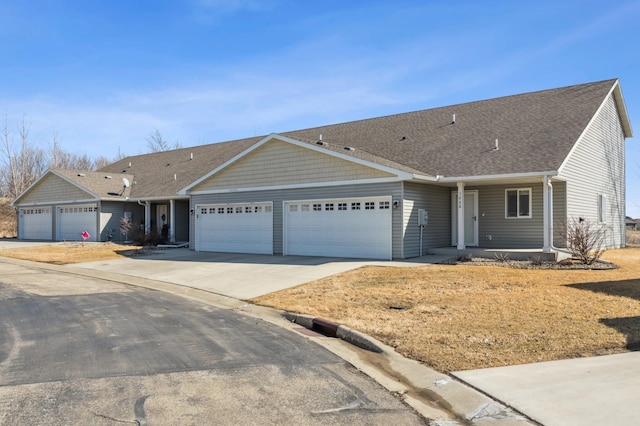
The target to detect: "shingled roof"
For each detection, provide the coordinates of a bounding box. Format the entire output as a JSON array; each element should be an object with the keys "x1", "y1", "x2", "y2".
[
  {"x1": 100, "y1": 79, "x2": 629, "y2": 199},
  {"x1": 285, "y1": 79, "x2": 629, "y2": 178}
]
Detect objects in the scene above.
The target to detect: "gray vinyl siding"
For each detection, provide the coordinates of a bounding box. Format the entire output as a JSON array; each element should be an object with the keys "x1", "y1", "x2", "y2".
[
  {"x1": 470, "y1": 184, "x2": 545, "y2": 248},
  {"x1": 174, "y1": 200, "x2": 190, "y2": 242},
  {"x1": 559, "y1": 93, "x2": 626, "y2": 248},
  {"x1": 403, "y1": 181, "x2": 451, "y2": 257},
  {"x1": 190, "y1": 182, "x2": 404, "y2": 258},
  {"x1": 99, "y1": 201, "x2": 144, "y2": 242}
]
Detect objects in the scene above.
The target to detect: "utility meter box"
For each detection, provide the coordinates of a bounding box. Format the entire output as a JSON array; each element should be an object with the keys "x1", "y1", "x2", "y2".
[{"x1": 418, "y1": 209, "x2": 428, "y2": 226}]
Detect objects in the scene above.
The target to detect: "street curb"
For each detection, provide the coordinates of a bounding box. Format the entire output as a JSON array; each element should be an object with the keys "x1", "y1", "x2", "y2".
[
  {"x1": 284, "y1": 312, "x2": 384, "y2": 353},
  {"x1": 283, "y1": 312, "x2": 534, "y2": 425}
]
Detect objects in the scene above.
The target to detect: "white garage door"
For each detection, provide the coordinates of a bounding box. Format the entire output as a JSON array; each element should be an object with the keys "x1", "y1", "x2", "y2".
[
  {"x1": 196, "y1": 203, "x2": 273, "y2": 254},
  {"x1": 19, "y1": 207, "x2": 52, "y2": 240},
  {"x1": 57, "y1": 205, "x2": 98, "y2": 241},
  {"x1": 284, "y1": 197, "x2": 392, "y2": 260}
]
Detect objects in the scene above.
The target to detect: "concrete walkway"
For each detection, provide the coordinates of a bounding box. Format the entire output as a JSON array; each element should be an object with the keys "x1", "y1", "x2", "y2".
[{"x1": 454, "y1": 352, "x2": 640, "y2": 426}]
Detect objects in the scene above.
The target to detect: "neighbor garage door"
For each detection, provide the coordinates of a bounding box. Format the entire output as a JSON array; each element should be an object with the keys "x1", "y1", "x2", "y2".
[
  {"x1": 284, "y1": 197, "x2": 392, "y2": 260},
  {"x1": 18, "y1": 207, "x2": 52, "y2": 240},
  {"x1": 196, "y1": 203, "x2": 273, "y2": 254},
  {"x1": 57, "y1": 204, "x2": 98, "y2": 241}
]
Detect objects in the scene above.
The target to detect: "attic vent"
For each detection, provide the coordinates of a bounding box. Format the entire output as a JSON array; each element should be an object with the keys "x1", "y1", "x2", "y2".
[
  {"x1": 77, "y1": 173, "x2": 85, "y2": 177},
  {"x1": 190, "y1": 152, "x2": 193, "y2": 160},
  {"x1": 316, "y1": 140, "x2": 327, "y2": 146},
  {"x1": 400, "y1": 136, "x2": 407, "y2": 141},
  {"x1": 494, "y1": 139, "x2": 499, "y2": 150},
  {"x1": 105, "y1": 175, "x2": 112, "y2": 179},
  {"x1": 451, "y1": 113, "x2": 456, "y2": 124},
  {"x1": 128, "y1": 162, "x2": 132, "y2": 167},
  {"x1": 174, "y1": 174, "x2": 177, "y2": 180},
  {"x1": 344, "y1": 146, "x2": 355, "y2": 152}
]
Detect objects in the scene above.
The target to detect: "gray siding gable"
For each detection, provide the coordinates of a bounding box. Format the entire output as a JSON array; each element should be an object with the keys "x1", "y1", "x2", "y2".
[{"x1": 558, "y1": 92, "x2": 627, "y2": 247}]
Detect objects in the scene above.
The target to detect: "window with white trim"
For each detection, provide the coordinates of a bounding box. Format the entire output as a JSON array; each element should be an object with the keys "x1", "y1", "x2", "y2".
[
  {"x1": 325, "y1": 203, "x2": 334, "y2": 211},
  {"x1": 505, "y1": 188, "x2": 531, "y2": 218},
  {"x1": 365, "y1": 201, "x2": 375, "y2": 210},
  {"x1": 338, "y1": 203, "x2": 347, "y2": 211},
  {"x1": 313, "y1": 203, "x2": 322, "y2": 211},
  {"x1": 598, "y1": 194, "x2": 607, "y2": 223}
]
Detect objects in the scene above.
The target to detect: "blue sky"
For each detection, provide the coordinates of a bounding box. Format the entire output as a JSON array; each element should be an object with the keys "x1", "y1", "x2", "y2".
[{"x1": 1, "y1": 1, "x2": 639, "y2": 215}]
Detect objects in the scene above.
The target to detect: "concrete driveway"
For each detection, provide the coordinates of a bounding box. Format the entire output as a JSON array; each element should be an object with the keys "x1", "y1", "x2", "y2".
[{"x1": 73, "y1": 248, "x2": 449, "y2": 299}]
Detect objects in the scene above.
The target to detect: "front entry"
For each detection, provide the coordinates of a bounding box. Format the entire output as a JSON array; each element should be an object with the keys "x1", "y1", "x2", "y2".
[{"x1": 451, "y1": 191, "x2": 478, "y2": 247}]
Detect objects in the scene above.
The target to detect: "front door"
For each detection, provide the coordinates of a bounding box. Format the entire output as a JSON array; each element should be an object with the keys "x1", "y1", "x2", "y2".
[
  {"x1": 156, "y1": 205, "x2": 168, "y2": 235},
  {"x1": 451, "y1": 191, "x2": 478, "y2": 247}
]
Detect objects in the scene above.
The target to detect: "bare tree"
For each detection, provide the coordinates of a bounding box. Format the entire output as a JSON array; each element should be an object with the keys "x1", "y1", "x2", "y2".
[
  {"x1": 146, "y1": 129, "x2": 182, "y2": 152},
  {"x1": 0, "y1": 116, "x2": 47, "y2": 199}
]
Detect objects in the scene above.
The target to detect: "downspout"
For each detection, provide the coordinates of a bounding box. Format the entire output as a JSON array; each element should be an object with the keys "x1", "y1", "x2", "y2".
[
  {"x1": 137, "y1": 200, "x2": 151, "y2": 233},
  {"x1": 545, "y1": 176, "x2": 572, "y2": 256}
]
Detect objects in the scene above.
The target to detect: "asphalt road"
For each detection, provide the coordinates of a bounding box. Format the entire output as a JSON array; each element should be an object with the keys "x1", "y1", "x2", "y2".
[{"x1": 0, "y1": 261, "x2": 426, "y2": 425}]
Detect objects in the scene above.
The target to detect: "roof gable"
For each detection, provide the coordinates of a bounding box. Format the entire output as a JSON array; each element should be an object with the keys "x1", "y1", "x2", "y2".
[
  {"x1": 184, "y1": 135, "x2": 400, "y2": 193},
  {"x1": 13, "y1": 170, "x2": 96, "y2": 205}
]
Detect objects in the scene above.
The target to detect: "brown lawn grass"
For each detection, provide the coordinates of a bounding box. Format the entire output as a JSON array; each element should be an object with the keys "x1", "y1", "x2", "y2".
[
  {"x1": 0, "y1": 242, "x2": 144, "y2": 265},
  {"x1": 252, "y1": 248, "x2": 640, "y2": 372}
]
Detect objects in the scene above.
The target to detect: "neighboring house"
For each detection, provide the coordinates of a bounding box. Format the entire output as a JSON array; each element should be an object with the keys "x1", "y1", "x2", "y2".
[
  {"x1": 626, "y1": 217, "x2": 640, "y2": 231},
  {"x1": 12, "y1": 79, "x2": 633, "y2": 260}
]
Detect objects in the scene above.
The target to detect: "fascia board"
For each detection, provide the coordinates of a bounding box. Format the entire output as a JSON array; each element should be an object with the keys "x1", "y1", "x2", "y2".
[
  {"x1": 15, "y1": 198, "x2": 99, "y2": 207},
  {"x1": 436, "y1": 171, "x2": 559, "y2": 183},
  {"x1": 612, "y1": 81, "x2": 633, "y2": 137},
  {"x1": 179, "y1": 133, "x2": 411, "y2": 194},
  {"x1": 186, "y1": 176, "x2": 403, "y2": 196},
  {"x1": 132, "y1": 195, "x2": 190, "y2": 202}
]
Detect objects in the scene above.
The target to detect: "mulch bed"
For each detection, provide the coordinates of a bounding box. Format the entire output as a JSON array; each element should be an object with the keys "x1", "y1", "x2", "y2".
[{"x1": 444, "y1": 256, "x2": 618, "y2": 270}]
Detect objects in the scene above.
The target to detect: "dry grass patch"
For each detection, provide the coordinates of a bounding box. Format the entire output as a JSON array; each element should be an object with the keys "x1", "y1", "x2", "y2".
[
  {"x1": 0, "y1": 242, "x2": 145, "y2": 265},
  {"x1": 252, "y1": 248, "x2": 640, "y2": 373}
]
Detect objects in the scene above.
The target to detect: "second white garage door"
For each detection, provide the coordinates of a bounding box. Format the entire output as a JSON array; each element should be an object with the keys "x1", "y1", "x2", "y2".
[
  {"x1": 284, "y1": 197, "x2": 392, "y2": 260},
  {"x1": 196, "y1": 203, "x2": 273, "y2": 254},
  {"x1": 57, "y1": 205, "x2": 98, "y2": 241}
]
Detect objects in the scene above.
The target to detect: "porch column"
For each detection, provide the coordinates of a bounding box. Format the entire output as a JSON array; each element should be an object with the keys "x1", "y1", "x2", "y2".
[
  {"x1": 543, "y1": 176, "x2": 551, "y2": 253},
  {"x1": 144, "y1": 201, "x2": 151, "y2": 234},
  {"x1": 457, "y1": 181, "x2": 466, "y2": 250},
  {"x1": 169, "y1": 199, "x2": 176, "y2": 242}
]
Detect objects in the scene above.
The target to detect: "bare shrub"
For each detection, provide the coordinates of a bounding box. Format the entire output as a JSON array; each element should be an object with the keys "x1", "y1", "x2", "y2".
[
  {"x1": 494, "y1": 252, "x2": 510, "y2": 262},
  {"x1": 560, "y1": 217, "x2": 607, "y2": 265}
]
